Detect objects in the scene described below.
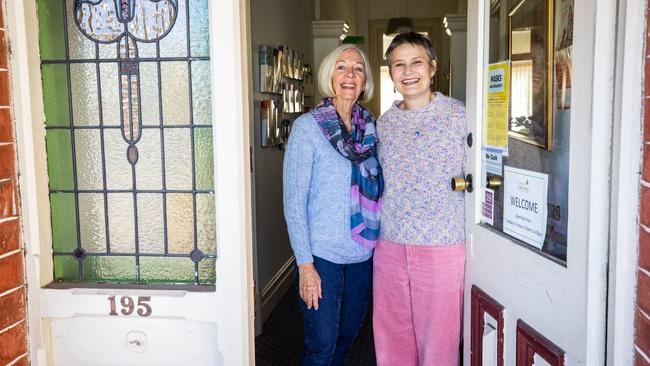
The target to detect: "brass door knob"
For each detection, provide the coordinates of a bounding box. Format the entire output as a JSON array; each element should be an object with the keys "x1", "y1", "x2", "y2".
[
  {"x1": 451, "y1": 174, "x2": 473, "y2": 193},
  {"x1": 486, "y1": 175, "x2": 502, "y2": 190}
]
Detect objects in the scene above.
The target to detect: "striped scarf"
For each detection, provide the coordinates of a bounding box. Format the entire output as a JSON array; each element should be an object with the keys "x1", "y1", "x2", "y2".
[{"x1": 312, "y1": 98, "x2": 383, "y2": 248}]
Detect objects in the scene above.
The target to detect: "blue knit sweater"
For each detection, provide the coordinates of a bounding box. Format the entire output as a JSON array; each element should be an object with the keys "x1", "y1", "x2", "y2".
[{"x1": 283, "y1": 113, "x2": 374, "y2": 265}]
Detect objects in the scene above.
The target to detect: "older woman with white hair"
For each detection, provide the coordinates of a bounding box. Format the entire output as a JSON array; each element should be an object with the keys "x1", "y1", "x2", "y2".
[{"x1": 283, "y1": 44, "x2": 383, "y2": 366}]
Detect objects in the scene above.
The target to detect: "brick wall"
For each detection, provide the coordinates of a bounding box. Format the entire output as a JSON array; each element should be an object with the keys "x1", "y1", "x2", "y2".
[
  {"x1": 637, "y1": 4, "x2": 650, "y2": 365},
  {"x1": 0, "y1": 0, "x2": 29, "y2": 365}
]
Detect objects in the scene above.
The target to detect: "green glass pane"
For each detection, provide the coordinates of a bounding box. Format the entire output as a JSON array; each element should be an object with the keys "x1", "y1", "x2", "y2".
[
  {"x1": 53, "y1": 255, "x2": 80, "y2": 282},
  {"x1": 41, "y1": 64, "x2": 70, "y2": 126},
  {"x1": 140, "y1": 257, "x2": 195, "y2": 284},
  {"x1": 198, "y1": 258, "x2": 215, "y2": 285},
  {"x1": 194, "y1": 128, "x2": 214, "y2": 190},
  {"x1": 37, "y1": 0, "x2": 66, "y2": 60},
  {"x1": 192, "y1": 61, "x2": 212, "y2": 124},
  {"x1": 46, "y1": 130, "x2": 74, "y2": 190},
  {"x1": 197, "y1": 193, "x2": 216, "y2": 254},
  {"x1": 166, "y1": 193, "x2": 194, "y2": 254},
  {"x1": 83, "y1": 256, "x2": 136, "y2": 282},
  {"x1": 50, "y1": 193, "x2": 77, "y2": 252},
  {"x1": 189, "y1": 0, "x2": 210, "y2": 57}
]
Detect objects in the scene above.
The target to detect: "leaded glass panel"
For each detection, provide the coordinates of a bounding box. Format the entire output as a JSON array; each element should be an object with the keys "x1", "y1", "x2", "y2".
[{"x1": 39, "y1": 0, "x2": 215, "y2": 285}]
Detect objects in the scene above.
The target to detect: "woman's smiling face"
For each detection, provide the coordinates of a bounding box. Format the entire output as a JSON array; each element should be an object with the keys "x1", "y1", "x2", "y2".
[
  {"x1": 332, "y1": 48, "x2": 366, "y2": 102},
  {"x1": 389, "y1": 43, "x2": 436, "y2": 100}
]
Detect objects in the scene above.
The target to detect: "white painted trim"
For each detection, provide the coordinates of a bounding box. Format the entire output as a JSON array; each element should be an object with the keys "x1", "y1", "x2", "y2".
[
  {"x1": 585, "y1": 0, "x2": 619, "y2": 363},
  {"x1": 462, "y1": 0, "x2": 485, "y2": 363},
  {"x1": 312, "y1": 20, "x2": 348, "y2": 38},
  {"x1": 261, "y1": 255, "x2": 295, "y2": 323},
  {"x1": 5, "y1": 0, "x2": 53, "y2": 364},
  {"x1": 209, "y1": 0, "x2": 255, "y2": 364},
  {"x1": 607, "y1": 0, "x2": 646, "y2": 364}
]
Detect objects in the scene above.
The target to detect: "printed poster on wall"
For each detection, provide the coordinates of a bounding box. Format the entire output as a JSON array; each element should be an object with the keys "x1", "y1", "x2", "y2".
[
  {"x1": 484, "y1": 62, "x2": 510, "y2": 155},
  {"x1": 503, "y1": 166, "x2": 548, "y2": 249}
]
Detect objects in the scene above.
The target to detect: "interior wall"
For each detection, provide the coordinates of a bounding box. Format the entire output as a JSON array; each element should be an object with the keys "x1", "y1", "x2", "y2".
[
  {"x1": 319, "y1": 0, "x2": 357, "y2": 34},
  {"x1": 250, "y1": 0, "x2": 314, "y2": 293}
]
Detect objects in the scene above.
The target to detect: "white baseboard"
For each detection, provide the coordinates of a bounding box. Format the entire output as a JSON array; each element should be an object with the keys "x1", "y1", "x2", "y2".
[{"x1": 261, "y1": 256, "x2": 296, "y2": 324}]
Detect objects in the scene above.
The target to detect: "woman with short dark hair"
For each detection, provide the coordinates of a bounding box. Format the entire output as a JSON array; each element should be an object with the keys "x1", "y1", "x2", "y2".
[{"x1": 373, "y1": 32, "x2": 467, "y2": 366}]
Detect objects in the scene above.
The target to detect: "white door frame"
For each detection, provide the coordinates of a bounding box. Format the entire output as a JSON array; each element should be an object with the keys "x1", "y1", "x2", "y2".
[
  {"x1": 5, "y1": 0, "x2": 254, "y2": 364},
  {"x1": 210, "y1": 0, "x2": 255, "y2": 363},
  {"x1": 607, "y1": 0, "x2": 646, "y2": 364},
  {"x1": 464, "y1": 0, "x2": 616, "y2": 364}
]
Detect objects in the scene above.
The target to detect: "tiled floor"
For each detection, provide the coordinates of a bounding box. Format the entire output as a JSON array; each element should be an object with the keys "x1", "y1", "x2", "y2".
[{"x1": 255, "y1": 285, "x2": 376, "y2": 366}]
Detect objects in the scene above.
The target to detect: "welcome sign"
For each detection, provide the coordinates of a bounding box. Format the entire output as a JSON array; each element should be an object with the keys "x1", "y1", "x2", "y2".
[{"x1": 503, "y1": 166, "x2": 548, "y2": 249}]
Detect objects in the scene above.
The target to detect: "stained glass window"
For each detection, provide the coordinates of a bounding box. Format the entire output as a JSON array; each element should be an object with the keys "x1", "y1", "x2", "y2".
[{"x1": 38, "y1": 0, "x2": 215, "y2": 285}]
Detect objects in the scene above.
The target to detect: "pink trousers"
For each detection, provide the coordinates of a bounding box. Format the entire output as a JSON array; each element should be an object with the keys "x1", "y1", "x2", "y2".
[{"x1": 373, "y1": 238, "x2": 466, "y2": 366}]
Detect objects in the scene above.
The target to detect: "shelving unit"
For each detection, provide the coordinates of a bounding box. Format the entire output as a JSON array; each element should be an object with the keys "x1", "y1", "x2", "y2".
[{"x1": 258, "y1": 44, "x2": 314, "y2": 147}]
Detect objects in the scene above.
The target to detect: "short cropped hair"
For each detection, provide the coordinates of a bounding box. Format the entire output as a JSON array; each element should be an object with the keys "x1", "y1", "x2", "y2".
[
  {"x1": 384, "y1": 32, "x2": 438, "y2": 92},
  {"x1": 385, "y1": 32, "x2": 438, "y2": 67},
  {"x1": 318, "y1": 44, "x2": 374, "y2": 102}
]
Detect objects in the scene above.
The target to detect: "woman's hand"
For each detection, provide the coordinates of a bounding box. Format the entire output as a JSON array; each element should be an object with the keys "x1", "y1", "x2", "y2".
[{"x1": 298, "y1": 263, "x2": 322, "y2": 310}]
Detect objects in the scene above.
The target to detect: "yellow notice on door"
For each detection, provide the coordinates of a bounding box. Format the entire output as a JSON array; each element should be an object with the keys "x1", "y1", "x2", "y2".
[{"x1": 484, "y1": 62, "x2": 510, "y2": 153}]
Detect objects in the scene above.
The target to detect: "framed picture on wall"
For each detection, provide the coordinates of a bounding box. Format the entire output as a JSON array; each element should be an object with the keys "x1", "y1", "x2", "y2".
[{"x1": 508, "y1": 0, "x2": 554, "y2": 150}]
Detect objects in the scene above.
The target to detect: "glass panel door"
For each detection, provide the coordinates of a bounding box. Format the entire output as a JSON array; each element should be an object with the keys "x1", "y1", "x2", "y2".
[{"x1": 38, "y1": 0, "x2": 216, "y2": 285}]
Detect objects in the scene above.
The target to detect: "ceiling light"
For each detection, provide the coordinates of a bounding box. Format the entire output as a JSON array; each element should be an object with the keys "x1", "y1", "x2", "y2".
[{"x1": 385, "y1": 17, "x2": 414, "y2": 35}]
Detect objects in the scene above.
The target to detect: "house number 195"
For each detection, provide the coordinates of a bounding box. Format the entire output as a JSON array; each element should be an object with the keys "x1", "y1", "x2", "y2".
[{"x1": 108, "y1": 296, "x2": 152, "y2": 317}]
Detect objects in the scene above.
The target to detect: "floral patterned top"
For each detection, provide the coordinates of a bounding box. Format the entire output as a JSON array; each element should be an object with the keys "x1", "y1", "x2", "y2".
[{"x1": 377, "y1": 93, "x2": 467, "y2": 245}]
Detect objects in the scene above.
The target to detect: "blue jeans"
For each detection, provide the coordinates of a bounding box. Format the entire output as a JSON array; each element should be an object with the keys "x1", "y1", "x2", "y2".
[{"x1": 297, "y1": 256, "x2": 372, "y2": 366}]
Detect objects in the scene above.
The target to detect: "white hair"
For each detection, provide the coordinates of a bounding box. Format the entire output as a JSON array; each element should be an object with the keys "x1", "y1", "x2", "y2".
[{"x1": 317, "y1": 44, "x2": 374, "y2": 102}]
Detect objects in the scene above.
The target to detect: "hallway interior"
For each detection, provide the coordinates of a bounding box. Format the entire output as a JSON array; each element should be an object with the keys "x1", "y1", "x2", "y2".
[{"x1": 255, "y1": 284, "x2": 377, "y2": 365}]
